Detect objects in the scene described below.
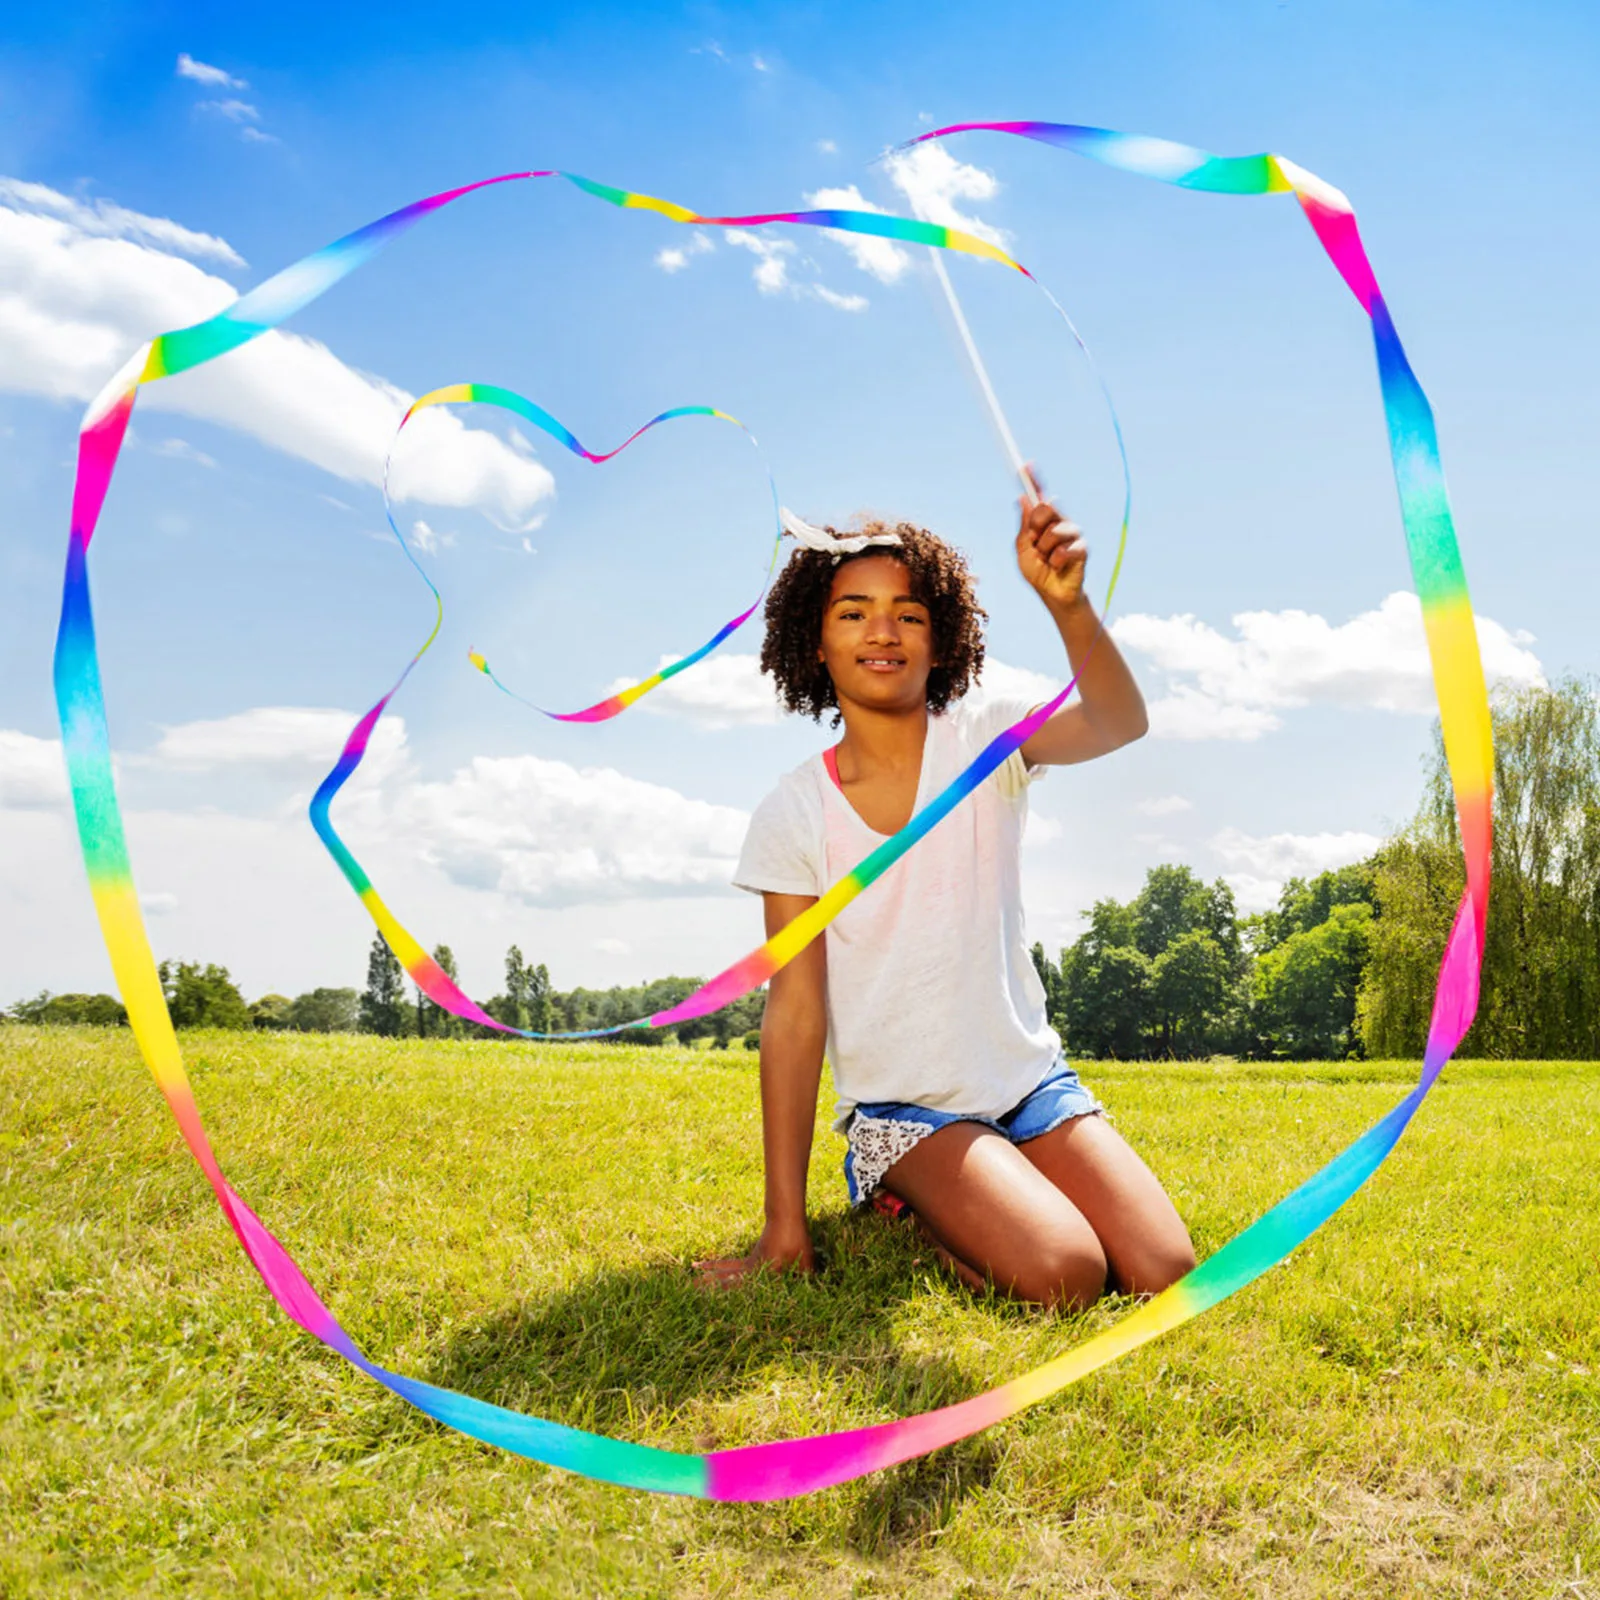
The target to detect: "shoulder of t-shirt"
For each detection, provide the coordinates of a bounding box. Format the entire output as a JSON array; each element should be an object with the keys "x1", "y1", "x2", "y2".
[
  {"x1": 741, "y1": 753, "x2": 827, "y2": 857},
  {"x1": 751, "y1": 752, "x2": 828, "y2": 822}
]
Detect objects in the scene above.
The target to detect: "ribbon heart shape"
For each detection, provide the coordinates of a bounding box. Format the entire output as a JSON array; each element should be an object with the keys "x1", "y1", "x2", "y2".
[{"x1": 53, "y1": 125, "x2": 1489, "y2": 1499}]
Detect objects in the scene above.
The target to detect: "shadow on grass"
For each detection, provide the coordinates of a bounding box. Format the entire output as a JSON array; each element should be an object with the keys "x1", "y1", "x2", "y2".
[{"x1": 428, "y1": 1204, "x2": 1013, "y2": 1543}]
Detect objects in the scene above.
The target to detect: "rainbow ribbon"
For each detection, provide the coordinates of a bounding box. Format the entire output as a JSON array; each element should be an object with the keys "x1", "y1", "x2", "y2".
[
  {"x1": 306, "y1": 388, "x2": 784, "y2": 1036},
  {"x1": 391, "y1": 386, "x2": 780, "y2": 724},
  {"x1": 54, "y1": 127, "x2": 1490, "y2": 1499}
]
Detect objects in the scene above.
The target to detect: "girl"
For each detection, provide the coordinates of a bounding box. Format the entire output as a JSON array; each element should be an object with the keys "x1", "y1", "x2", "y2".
[{"x1": 698, "y1": 492, "x2": 1196, "y2": 1308}]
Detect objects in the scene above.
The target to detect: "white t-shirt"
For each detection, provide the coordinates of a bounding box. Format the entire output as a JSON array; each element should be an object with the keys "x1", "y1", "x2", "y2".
[{"x1": 733, "y1": 695, "x2": 1061, "y2": 1130}]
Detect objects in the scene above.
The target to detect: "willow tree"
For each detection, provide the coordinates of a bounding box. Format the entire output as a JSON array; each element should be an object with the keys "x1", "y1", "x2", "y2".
[{"x1": 1360, "y1": 678, "x2": 1600, "y2": 1059}]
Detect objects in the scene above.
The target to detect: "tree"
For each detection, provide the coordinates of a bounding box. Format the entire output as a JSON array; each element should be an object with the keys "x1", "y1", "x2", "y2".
[
  {"x1": 1030, "y1": 941, "x2": 1067, "y2": 1031},
  {"x1": 251, "y1": 993, "x2": 294, "y2": 1030},
  {"x1": 1469, "y1": 678, "x2": 1600, "y2": 1058},
  {"x1": 1149, "y1": 930, "x2": 1231, "y2": 1056},
  {"x1": 1060, "y1": 943, "x2": 1151, "y2": 1059},
  {"x1": 159, "y1": 961, "x2": 250, "y2": 1030},
  {"x1": 1079, "y1": 896, "x2": 1138, "y2": 956},
  {"x1": 1256, "y1": 902, "x2": 1374, "y2": 1058},
  {"x1": 481, "y1": 948, "x2": 558, "y2": 1038},
  {"x1": 1255, "y1": 864, "x2": 1376, "y2": 954},
  {"x1": 288, "y1": 987, "x2": 360, "y2": 1033},
  {"x1": 358, "y1": 935, "x2": 407, "y2": 1036},
  {"x1": 1132, "y1": 866, "x2": 1239, "y2": 966},
  {"x1": 1358, "y1": 679, "x2": 1600, "y2": 1059},
  {"x1": 419, "y1": 944, "x2": 463, "y2": 1039},
  {"x1": 525, "y1": 961, "x2": 554, "y2": 1036},
  {"x1": 9, "y1": 990, "x2": 127, "y2": 1027},
  {"x1": 502, "y1": 945, "x2": 530, "y2": 1031},
  {"x1": 1057, "y1": 868, "x2": 1243, "y2": 1059}
]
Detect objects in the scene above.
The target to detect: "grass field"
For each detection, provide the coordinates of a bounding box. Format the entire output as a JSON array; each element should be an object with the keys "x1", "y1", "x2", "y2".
[{"x1": 2, "y1": 1026, "x2": 1597, "y2": 1598}]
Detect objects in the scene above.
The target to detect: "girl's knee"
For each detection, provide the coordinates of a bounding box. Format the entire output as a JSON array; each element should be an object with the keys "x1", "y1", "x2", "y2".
[
  {"x1": 1119, "y1": 1231, "x2": 1197, "y2": 1297},
  {"x1": 1014, "y1": 1230, "x2": 1107, "y2": 1310}
]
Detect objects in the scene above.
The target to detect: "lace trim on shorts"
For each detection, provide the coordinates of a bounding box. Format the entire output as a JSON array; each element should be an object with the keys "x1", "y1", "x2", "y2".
[{"x1": 848, "y1": 1113, "x2": 934, "y2": 1204}]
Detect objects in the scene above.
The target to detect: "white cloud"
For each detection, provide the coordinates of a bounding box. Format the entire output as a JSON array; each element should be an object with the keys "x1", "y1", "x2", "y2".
[
  {"x1": 817, "y1": 139, "x2": 838, "y2": 155},
  {"x1": 593, "y1": 936, "x2": 631, "y2": 955},
  {"x1": 725, "y1": 229, "x2": 794, "y2": 294},
  {"x1": 140, "y1": 891, "x2": 179, "y2": 916},
  {"x1": 612, "y1": 653, "x2": 782, "y2": 729},
  {"x1": 0, "y1": 730, "x2": 68, "y2": 808},
  {"x1": 1137, "y1": 794, "x2": 1193, "y2": 817},
  {"x1": 1210, "y1": 826, "x2": 1383, "y2": 912},
  {"x1": 802, "y1": 150, "x2": 1003, "y2": 291},
  {"x1": 238, "y1": 127, "x2": 279, "y2": 147},
  {"x1": 0, "y1": 176, "x2": 243, "y2": 266},
  {"x1": 198, "y1": 98, "x2": 260, "y2": 123},
  {"x1": 804, "y1": 186, "x2": 911, "y2": 284},
  {"x1": 150, "y1": 436, "x2": 216, "y2": 467},
  {"x1": 411, "y1": 518, "x2": 454, "y2": 555},
  {"x1": 1144, "y1": 686, "x2": 1282, "y2": 743},
  {"x1": 810, "y1": 284, "x2": 868, "y2": 313},
  {"x1": 654, "y1": 231, "x2": 713, "y2": 274},
  {"x1": 966, "y1": 658, "x2": 1062, "y2": 718},
  {"x1": 722, "y1": 226, "x2": 867, "y2": 309},
  {"x1": 883, "y1": 143, "x2": 1006, "y2": 248},
  {"x1": 693, "y1": 41, "x2": 770, "y2": 74},
  {"x1": 1115, "y1": 592, "x2": 1544, "y2": 740},
  {"x1": 132, "y1": 707, "x2": 748, "y2": 909},
  {"x1": 146, "y1": 706, "x2": 408, "y2": 787},
  {"x1": 177, "y1": 54, "x2": 246, "y2": 90},
  {"x1": 0, "y1": 186, "x2": 555, "y2": 526},
  {"x1": 389, "y1": 753, "x2": 748, "y2": 907}
]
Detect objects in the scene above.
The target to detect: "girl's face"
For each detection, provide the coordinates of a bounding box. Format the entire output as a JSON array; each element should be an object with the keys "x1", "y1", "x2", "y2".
[{"x1": 817, "y1": 554, "x2": 935, "y2": 715}]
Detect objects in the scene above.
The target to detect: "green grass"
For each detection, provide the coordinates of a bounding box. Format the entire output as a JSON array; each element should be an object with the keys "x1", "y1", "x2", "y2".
[{"x1": 2, "y1": 1027, "x2": 1597, "y2": 1598}]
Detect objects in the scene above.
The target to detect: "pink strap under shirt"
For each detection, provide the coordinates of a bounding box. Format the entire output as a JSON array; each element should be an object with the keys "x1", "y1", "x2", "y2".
[{"x1": 823, "y1": 744, "x2": 844, "y2": 793}]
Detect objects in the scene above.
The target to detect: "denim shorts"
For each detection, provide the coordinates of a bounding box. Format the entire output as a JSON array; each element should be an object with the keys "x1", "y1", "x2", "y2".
[{"x1": 842, "y1": 1058, "x2": 1103, "y2": 1208}]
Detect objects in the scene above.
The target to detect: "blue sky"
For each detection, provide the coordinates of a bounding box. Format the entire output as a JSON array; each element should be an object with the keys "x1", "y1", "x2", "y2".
[{"x1": 1, "y1": 0, "x2": 1595, "y2": 1005}]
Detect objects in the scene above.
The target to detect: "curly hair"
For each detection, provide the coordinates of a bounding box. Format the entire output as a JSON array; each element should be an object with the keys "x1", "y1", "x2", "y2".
[{"x1": 759, "y1": 521, "x2": 987, "y2": 723}]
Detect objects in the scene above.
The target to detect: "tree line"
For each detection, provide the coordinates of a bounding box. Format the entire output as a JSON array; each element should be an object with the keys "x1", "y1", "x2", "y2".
[
  {"x1": 8, "y1": 681, "x2": 1594, "y2": 1061},
  {"x1": 1035, "y1": 860, "x2": 1376, "y2": 1060},
  {"x1": 6, "y1": 945, "x2": 766, "y2": 1050},
  {"x1": 352, "y1": 938, "x2": 766, "y2": 1047},
  {"x1": 1034, "y1": 678, "x2": 1598, "y2": 1059}
]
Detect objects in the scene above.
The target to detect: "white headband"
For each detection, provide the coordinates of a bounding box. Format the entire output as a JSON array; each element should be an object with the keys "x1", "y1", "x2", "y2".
[{"x1": 779, "y1": 506, "x2": 903, "y2": 561}]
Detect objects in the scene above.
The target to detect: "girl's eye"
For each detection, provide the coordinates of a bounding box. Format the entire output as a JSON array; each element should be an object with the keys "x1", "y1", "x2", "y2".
[{"x1": 900, "y1": 612, "x2": 925, "y2": 624}]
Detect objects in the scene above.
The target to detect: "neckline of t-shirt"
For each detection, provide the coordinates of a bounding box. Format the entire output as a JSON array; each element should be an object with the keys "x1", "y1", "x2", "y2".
[{"x1": 817, "y1": 717, "x2": 943, "y2": 841}]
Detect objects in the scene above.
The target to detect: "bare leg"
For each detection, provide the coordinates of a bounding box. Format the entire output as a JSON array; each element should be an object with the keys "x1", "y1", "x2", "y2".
[
  {"x1": 881, "y1": 1121, "x2": 1108, "y2": 1309},
  {"x1": 1019, "y1": 1114, "x2": 1196, "y2": 1296}
]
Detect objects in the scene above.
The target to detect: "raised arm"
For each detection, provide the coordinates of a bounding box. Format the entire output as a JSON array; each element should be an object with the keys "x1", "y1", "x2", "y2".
[
  {"x1": 1013, "y1": 485, "x2": 1149, "y2": 767},
  {"x1": 694, "y1": 891, "x2": 827, "y2": 1286}
]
